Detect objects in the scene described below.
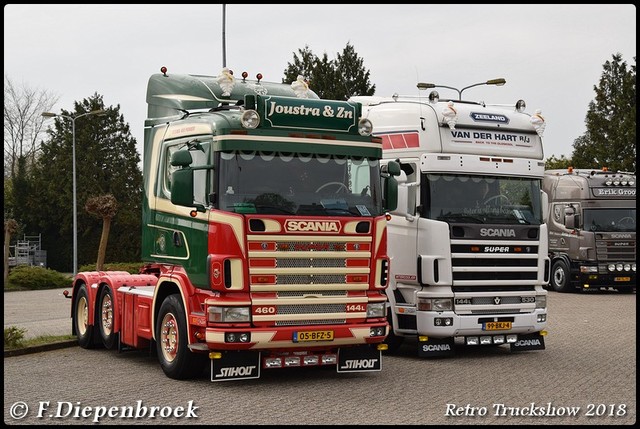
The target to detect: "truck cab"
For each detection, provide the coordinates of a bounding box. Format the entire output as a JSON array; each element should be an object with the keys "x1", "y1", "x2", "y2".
[{"x1": 543, "y1": 168, "x2": 636, "y2": 293}]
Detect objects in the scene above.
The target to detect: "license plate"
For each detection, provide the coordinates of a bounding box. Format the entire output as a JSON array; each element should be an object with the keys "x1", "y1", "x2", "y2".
[
  {"x1": 614, "y1": 277, "x2": 631, "y2": 282},
  {"x1": 483, "y1": 321, "x2": 512, "y2": 331},
  {"x1": 293, "y1": 330, "x2": 334, "y2": 342}
]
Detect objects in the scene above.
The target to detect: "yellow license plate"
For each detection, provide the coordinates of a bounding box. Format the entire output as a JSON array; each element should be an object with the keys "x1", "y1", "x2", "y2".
[
  {"x1": 615, "y1": 277, "x2": 631, "y2": 282},
  {"x1": 294, "y1": 330, "x2": 334, "y2": 342},
  {"x1": 483, "y1": 322, "x2": 512, "y2": 331}
]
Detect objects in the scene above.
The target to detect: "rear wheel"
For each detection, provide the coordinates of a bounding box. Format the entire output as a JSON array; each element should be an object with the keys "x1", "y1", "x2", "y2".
[
  {"x1": 156, "y1": 294, "x2": 206, "y2": 379},
  {"x1": 550, "y1": 259, "x2": 572, "y2": 293},
  {"x1": 98, "y1": 286, "x2": 116, "y2": 349},
  {"x1": 74, "y1": 284, "x2": 95, "y2": 348}
]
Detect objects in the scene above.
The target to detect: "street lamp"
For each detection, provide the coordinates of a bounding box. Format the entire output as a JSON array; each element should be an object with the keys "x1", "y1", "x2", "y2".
[
  {"x1": 41, "y1": 109, "x2": 106, "y2": 275},
  {"x1": 417, "y1": 78, "x2": 506, "y2": 100}
]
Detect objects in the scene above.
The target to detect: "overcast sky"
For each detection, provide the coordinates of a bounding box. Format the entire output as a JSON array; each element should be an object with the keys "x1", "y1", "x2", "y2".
[{"x1": 4, "y1": 4, "x2": 636, "y2": 162}]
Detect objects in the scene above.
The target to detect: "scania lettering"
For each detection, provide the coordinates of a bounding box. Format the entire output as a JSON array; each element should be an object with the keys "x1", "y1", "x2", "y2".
[
  {"x1": 66, "y1": 67, "x2": 399, "y2": 381},
  {"x1": 543, "y1": 168, "x2": 636, "y2": 293},
  {"x1": 351, "y1": 79, "x2": 549, "y2": 357}
]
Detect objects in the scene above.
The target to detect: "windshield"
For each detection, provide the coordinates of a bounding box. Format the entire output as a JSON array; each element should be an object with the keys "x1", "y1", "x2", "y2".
[
  {"x1": 217, "y1": 151, "x2": 383, "y2": 216},
  {"x1": 583, "y1": 208, "x2": 636, "y2": 232},
  {"x1": 422, "y1": 174, "x2": 543, "y2": 225}
]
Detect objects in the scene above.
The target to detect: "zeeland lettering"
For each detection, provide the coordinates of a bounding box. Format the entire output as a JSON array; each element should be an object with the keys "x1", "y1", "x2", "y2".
[{"x1": 470, "y1": 112, "x2": 509, "y2": 124}]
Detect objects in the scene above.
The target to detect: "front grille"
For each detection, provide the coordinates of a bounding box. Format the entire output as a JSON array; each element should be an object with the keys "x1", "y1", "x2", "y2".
[
  {"x1": 469, "y1": 296, "x2": 524, "y2": 305},
  {"x1": 451, "y1": 239, "x2": 541, "y2": 284},
  {"x1": 596, "y1": 239, "x2": 636, "y2": 261},
  {"x1": 247, "y1": 233, "x2": 373, "y2": 326},
  {"x1": 278, "y1": 290, "x2": 347, "y2": 297},
  {"x1": 275, "y1": 274, "x2": 347, "y2": 285},
  {"x1": 276, "y1": 319, "x2": 346, "y2": 326},
  {"x1": 276, "y1": 258, "x2": 346, "y2": 268}
]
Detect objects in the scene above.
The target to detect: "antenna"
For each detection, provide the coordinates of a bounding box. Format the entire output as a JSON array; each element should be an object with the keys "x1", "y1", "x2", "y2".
[{"x1": 222, "y1": 4, "x2": 227, "y2": 68}]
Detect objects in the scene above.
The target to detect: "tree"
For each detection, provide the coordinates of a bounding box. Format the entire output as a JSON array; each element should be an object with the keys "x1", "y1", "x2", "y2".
[
  {"x1": 27, "y1": 93, "x2": 142, "y2": 272},
  {"x1": 334, "y1": 43, "x2": 376, "y2": 99},
  {"x1": 571, "y1": 53, "x2": 636, "y2": 172},
  {"x1": 283, "y1": 45, "x2": 317, "y2": 85},
  {"x1": 85, "y1": 194, "x2": 118, "y2": 271},
  {"x1": 283, "y1": 42, "x2": 375, "y2": 100},
  {"x1": 3, "y1": 75, "x2": 60, "y2": 179},
  {"x1": 544, "y1": 154, "x2": 573, "y2": 170}
]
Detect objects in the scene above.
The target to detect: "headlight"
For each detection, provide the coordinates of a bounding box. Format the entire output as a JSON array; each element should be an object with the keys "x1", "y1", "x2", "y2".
[
  {"x1": 580, "y1": 265, "x2": 598, "y2": 273},
  {"x1": 536, "y1": 295, "x2": 547, "y2": 309},
  {"x1": 418, "y1": 297, "x2": 452, "y2": 311},
  {"x1": 608, "y1": 264, "x2": 616, "y2": 272},
  {"x1": 358, "y1": 118, "x2": 373, "y2": 136},
  {"x1": 623, "y1": 264, "x2": 631, "y2": 272},
  {"x1": 366, "y1": 302, "x2": 385, "y2": 318},
  {"x1": 208, "y1": 306, "x2": 251, "y2": 323},
  {"x1": 241, "y1": 110, "x2": 260, "y2": 129}
]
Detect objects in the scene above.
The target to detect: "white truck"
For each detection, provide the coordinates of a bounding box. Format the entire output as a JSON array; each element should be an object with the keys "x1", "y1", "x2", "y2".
[
  {"x1": 351, "y1": 81, "x2": 549, "y2": 356},
  {"x1": 543, "y1": 168, "x2": 636, "y2": 293}
]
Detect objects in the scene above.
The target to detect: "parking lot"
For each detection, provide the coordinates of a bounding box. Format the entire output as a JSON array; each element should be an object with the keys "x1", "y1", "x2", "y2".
[{"x1": 3, "y1": 287, "x2": 635, "y2": 425}]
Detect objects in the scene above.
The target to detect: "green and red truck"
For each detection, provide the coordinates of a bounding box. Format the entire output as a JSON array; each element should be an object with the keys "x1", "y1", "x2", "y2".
[{"x1": 67, "y1": 67, "x2": 399, "y2": 381}]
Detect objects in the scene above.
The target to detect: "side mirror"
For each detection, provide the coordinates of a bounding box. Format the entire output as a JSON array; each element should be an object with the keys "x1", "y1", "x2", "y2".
[
  {"x1": 170, "y1": 149, "x2": 193, "y2": 167},
  {"x1": 540, "y1": 190, "x2": 549, "y2": 223},
  {"x1": 383, "y1": 176, "x2": 398, "y2": 212},
  {"x1": 385, "y1": 160, "x2": 401, "y2": 176},
  {"x1": 171, "y1": 168, "x2": 205, "y2": 212},
  {"x1": 563, "y1": 206, "x2": 578, "y2": 229},
  {"x1": 170, "y1": 149, "x2": 205, "y2": 212},
  {"x1": 382, "y1": 160, "x2": 400, "y2": 212}
]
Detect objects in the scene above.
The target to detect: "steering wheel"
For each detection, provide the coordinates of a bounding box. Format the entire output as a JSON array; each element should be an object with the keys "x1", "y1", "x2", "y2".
[
  {"x1": 618, "y1": 216, "x2": 635, "y2": 226},
  {"x1": 315, "y1": 182, "x2": 349, "y2": 194},
  {"x1": 483, "y1": 194, "x2": 511, "y2": 206}
]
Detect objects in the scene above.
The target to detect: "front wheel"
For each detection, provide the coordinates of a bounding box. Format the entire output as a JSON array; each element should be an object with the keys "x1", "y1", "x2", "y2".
[
  {"x1": 155, "y1": 294, "x2": 206, "y2": 380},
  {"x1": 74, "y1": 284, "x2": 95, "y2": 349},
  {"x1": 550, "y1": 260, "x2": 572, "y2": 293}
]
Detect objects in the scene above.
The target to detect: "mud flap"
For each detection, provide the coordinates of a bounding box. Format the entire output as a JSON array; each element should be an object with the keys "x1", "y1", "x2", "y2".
[
  {"x1": 418, "y1": 337, "x2": 455, "y2": 357},
  {"x1": 210, "y1": 351, "x2": 261, "y2": 382},
  {"x1": 510, "y1": 332, "x2": 546, "y2": 352},
  {"x1": 337, "y1": 345, "x2": 382, "y2": 373}
]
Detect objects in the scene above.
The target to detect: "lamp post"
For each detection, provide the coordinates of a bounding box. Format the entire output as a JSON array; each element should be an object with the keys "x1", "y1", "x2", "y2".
[
  {"x1": 417, "y1": 78, "x2": 506, "y2": 100},
  {"x1": 41, "y1": 109, "x2": 106, "y2": 275}
]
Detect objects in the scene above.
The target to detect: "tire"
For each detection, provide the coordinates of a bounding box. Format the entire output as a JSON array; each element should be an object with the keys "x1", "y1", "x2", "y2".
[
  {"x1": 550, "y1": 259, "x2": 572, "y2": 293},
  {"x1": 98, "y1": 286, "x2": 116, "y2": 349},
  {"x1": 155, "y1": 294, "x2": 206, "y2": 380},
  {"x1": 384, "y1": 308, "x2": 404, "y2": 353},
  {"x1": 74, "y1": 284, "x2": 95, "y2": 349}
]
